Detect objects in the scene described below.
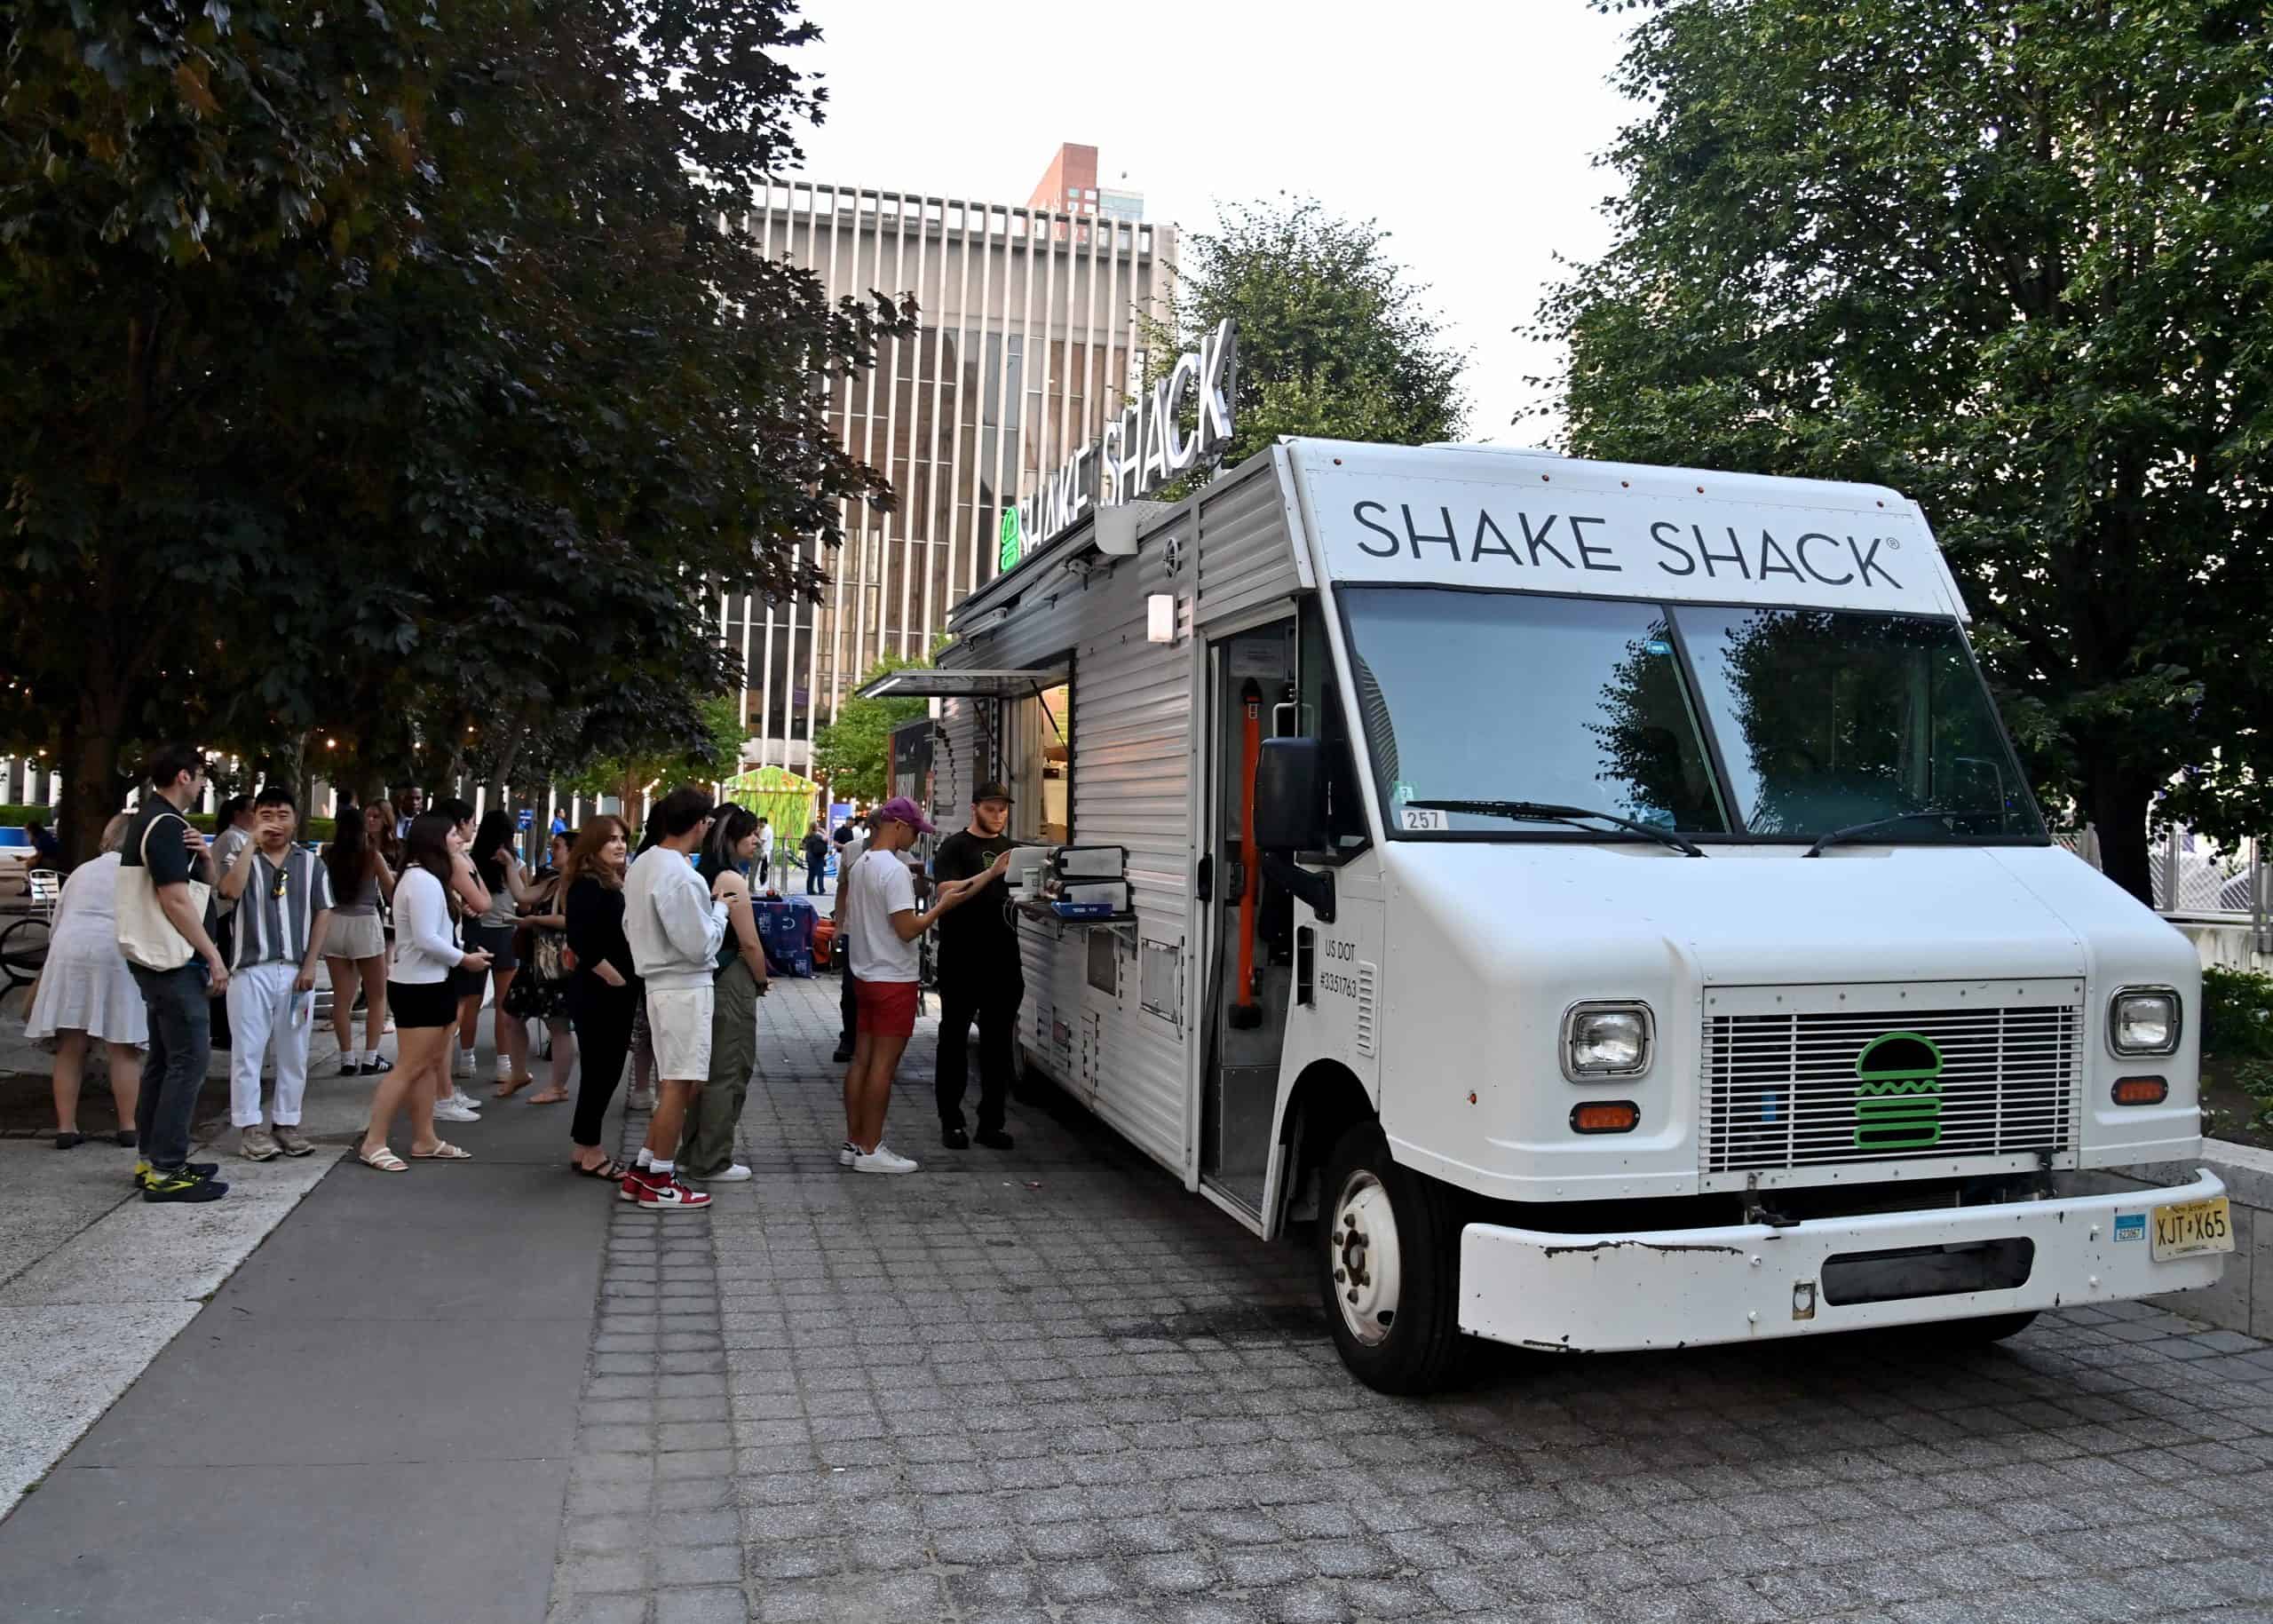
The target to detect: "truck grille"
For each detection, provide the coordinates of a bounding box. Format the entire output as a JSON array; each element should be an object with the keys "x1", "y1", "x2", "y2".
[{"x1": 1699, "y1": 995, "x2": 2081, "y2": 1175}]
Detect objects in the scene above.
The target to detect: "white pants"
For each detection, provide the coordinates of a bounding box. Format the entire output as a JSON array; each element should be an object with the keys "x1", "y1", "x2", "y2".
[{"x1": 226, "y1": 962, "x2": 312, "y2": 1128}]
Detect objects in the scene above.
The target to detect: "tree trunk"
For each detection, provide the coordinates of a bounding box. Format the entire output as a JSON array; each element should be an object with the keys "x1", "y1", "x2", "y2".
[
  {"x1": 64, "y1": 681, "x2": 130, "y2": 868},
  {"x1": 2088, "y1": 767, "x2": 2156, "y2": 907}
]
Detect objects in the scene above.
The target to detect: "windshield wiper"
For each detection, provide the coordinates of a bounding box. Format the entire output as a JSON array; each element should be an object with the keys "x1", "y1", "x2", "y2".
[
  {"x1": 1802, "y1": 808, "x2": 2002, "y2": 859},
  {"x1": 1406, "y1": 800, "x2": 1707, "y2": 858}
]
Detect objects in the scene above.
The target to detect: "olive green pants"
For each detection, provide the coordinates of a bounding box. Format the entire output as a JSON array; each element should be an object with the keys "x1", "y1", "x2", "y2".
[{"x1": 677, "y1": 960, "x2": 758, "y2": 1176}]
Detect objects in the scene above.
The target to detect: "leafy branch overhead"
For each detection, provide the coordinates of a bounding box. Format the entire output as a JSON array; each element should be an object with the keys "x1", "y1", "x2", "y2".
[
  {"x1": 1536, "y1": 0, "x2": 2273, "y2": 903},
  {"x1": 0, "y1": 0, "x2": 915, "y2": 855}
]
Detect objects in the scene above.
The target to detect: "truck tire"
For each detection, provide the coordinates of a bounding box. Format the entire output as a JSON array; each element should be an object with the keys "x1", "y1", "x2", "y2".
[{"x1": 1318, "y1": 1121, "x2": 1468, "y2": 1395}]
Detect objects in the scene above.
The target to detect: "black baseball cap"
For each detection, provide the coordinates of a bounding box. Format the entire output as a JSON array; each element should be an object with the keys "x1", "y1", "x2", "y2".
[{"x1": 972, "y1": 781, "x2": 1014, "y2": 804}]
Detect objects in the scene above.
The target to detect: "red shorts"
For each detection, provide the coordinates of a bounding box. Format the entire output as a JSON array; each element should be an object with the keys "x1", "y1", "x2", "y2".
[{"x1": 853, "y1": 977, "x2": 919, "y2": 1039}]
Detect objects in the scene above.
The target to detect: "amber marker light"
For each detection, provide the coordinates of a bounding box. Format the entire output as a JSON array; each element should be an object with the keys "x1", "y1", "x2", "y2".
[
  {"x1": 2111, "y1": 1076, "x2": 2168, "y2": 1106},
  {"x1": 1570, "y1": 1101, "x2": 1640, "y2": 1135}
]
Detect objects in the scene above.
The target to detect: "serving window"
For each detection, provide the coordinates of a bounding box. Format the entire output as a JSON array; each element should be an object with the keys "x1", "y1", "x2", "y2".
[{"x1": 1007, "y1": 680, "x2": 1072, "y2": 844}]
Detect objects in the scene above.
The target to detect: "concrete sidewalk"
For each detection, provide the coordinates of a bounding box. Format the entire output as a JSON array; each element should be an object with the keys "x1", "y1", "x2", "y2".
[
  {"x1": 0, "y1": 1034, "x2": 620, "y2": 1622},
  {"x1": 0, "y1": 1010, "x2": 363, "y2": 1519}
]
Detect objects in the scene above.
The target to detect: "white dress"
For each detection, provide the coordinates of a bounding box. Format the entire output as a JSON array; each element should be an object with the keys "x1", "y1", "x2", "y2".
[{"x1": 24, "y1": 852, "x2": 148, "y2": 1048}]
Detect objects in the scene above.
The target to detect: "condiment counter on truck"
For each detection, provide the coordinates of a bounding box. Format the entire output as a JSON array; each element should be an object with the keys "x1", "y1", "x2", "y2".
[{"x1": 866, "y1": 438, "x2": 2226, "y2": 1393}]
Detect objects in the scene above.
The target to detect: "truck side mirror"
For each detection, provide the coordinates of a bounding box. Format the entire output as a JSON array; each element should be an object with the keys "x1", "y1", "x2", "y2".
[{"x1": 1255, "y1": 737, "x2": 1326, "y2": 852}]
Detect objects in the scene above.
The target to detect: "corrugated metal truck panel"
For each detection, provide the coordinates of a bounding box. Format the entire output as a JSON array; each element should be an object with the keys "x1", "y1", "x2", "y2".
[
  {"x1": 1064, "y1": 602, "x2": 1193, "y2": 1172},
  {"x1": 1195, "y1": 460, "x2": 1301, "y2": 628}
]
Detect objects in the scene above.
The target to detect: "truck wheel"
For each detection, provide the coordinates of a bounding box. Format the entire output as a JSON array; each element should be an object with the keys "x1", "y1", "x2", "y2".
[{"x1": 1319, "y1": 1121, "x2": 1467, "y2": 1395}]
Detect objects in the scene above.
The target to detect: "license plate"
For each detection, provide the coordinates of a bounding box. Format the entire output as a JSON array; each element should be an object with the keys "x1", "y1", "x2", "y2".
[{"x1": 2151, "y1": 1196, "x2": 2234, "y2": 1262}]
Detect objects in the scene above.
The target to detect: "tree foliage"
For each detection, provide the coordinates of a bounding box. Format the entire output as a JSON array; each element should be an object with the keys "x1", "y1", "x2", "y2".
[
  {"x1": 1534, "y1": 0, "x2": 2273, "y2": 903},
  {"x1": 811, "y1": 654, "x2": 929, "y2": 804},
  {"x1": 567, "y1": 694, "x2": 744, "y2": 820},
  {"x1": 0, "y1": 0, "x2": 911, "y2": 858},
  {"x1": 1144, "y1": 198, "x2": 1468, "y2": 468}
]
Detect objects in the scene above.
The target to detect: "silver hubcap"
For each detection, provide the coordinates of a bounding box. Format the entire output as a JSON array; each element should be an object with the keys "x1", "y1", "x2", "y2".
[{"x1": 1330, "y1": 1169, "x2": 1402, "y2": 1347}]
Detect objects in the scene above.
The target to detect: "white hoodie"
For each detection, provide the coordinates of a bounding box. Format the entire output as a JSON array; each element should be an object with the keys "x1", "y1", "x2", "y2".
[{"x1": 623, "y1": 847, "x2": 727, "y2": 992}]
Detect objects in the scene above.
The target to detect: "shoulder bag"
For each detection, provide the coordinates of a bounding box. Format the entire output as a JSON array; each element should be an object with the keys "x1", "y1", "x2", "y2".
[{"x1": 115, "y1": 812, "x2": 212, "y2": 971}]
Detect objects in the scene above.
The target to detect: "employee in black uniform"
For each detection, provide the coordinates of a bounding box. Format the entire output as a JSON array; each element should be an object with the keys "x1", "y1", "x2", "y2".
[{"x1": 932, "y1": 783, "x2": 1021, "y2": 1150}]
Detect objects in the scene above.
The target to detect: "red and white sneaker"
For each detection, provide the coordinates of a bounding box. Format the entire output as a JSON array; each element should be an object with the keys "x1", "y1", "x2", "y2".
[
  {"x1": 635, "y1": 1175, "x2": 710, "y2": 1212},
  {"x1": 618, "y1": 1171, "x2": 646, "y2": 1203}
]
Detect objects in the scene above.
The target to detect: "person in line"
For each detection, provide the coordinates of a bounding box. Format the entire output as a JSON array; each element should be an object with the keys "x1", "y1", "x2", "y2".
[
  {"x1": 469, "y1": 810, "x2": 540, "y2": 1093},
  {"x1": 502, "y1": 837, "x2": 576, "y2": 1105},
  {"x1": 676, "y1": 806, "x2": 770, "y2": 1183},
  {"x1": 29, "y1": 812, "x2": 143, "y2": 1148},
  {"x1": 322, "y1": 800, "x2": 396, "y2": 1077},
  {"x1": 933, "y1": 782, "x2": 1022, "y2": 1152},
  {"x1": 367, "y1": 799, "x2": 402, "y2": 878},
  {"x1": 392, "y1": 787, "x2": 424, "y2": 841},
  {"x1": 206, "y1": 793, "x2": 256, "y2": 1052},
  {"x1": 215, "y1": 786, "x2": 334, "y2": 1161},
  {"x1": 564, "y1": 817, "x2": 638, "y2": 1183},
  {"x1": 25, "y1": 816, "x2": 65, "y2": 871},
  {"x1": 620, "y1": 787, "x2": 724, "y2": 1210},
  {"x1": 622, "y1": 813, "x2": 665, "y2": 1110},
  {"x1": 432, "y1": 797, "x2": 491, "y2": 1117},
  {"x1": 359, "y1": 812, "x2": 489, "y2": 1170},
  {"x1": 802, "y1": 820, "x2": 828, "y2": 896},
  {"x1": 828, "y1": 812, "x2": 872, "y2": 1065},
  {"x1": 114, "y1": 744, "x2": 231, "y2": 1203},
  {"x1": 754, "y1": 815, "x2": 774, "y2": 891},
  {"x1": 838, "y1": 796, "x2": 1004, "y2": 1175}
]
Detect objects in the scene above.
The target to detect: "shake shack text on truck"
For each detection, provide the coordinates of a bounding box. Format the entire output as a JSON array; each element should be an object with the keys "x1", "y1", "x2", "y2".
[{"x1": 873, "y1": 430, "x2": 2228, "y2": 1395}]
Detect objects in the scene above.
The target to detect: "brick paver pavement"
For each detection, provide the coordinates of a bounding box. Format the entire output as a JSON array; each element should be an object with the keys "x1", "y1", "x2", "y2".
[{"x1": 549, "y1": 977, "x2": 2273, "y2": 1623}]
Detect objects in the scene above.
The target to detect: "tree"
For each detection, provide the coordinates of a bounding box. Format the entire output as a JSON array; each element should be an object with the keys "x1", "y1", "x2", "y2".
[
  {"x1": 1, "y1": 0, "x2": 911, "y2": 860},
  {"x1": 1143, "y1": 199, "x2": 1468, "y2": 469},
  {"x1": 567, "y1": 694, "x2": 745, "y2": 824},
  {"x1": 812, "y1": 654, "x2": 929, "y2": 804},
  {"x1": 1532, "y1": 0, "x2": 2273, "y2": 904}
]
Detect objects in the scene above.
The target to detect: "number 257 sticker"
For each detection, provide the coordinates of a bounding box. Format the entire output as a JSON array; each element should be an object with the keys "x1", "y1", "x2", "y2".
[{"x1": 1399, "y1": 807, "x2": 1448, "y2": 832}]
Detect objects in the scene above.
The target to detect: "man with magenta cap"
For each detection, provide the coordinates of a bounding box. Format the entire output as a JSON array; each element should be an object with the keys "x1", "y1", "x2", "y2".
[{"x1": 836, "y1": 796, "x2": 1009, "y2": 1174}]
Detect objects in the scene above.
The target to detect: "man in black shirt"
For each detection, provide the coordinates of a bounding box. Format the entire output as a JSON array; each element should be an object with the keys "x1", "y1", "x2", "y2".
[
  {"x1": 116, "y1": 743, "x2": 233, "y2": 1202},
  {"x1": 932, "y1": 783, "x2": 1020, "y2": 1150}
]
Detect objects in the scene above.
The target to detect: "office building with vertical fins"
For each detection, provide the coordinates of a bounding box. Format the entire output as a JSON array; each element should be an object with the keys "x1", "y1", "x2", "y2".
[{"x1": 721, "y1": 143, "x2": 1175, "y2": 773}]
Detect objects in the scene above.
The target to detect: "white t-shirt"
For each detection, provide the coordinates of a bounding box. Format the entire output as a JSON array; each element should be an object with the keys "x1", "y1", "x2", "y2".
[{"x1": 843, "y1": 849, "x2": 918, "y2": 984}]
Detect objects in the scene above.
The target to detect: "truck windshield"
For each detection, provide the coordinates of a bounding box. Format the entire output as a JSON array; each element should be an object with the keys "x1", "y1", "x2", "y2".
[{"x1": 1338, "y1": 588, "x2": 2043, "y2": 844}]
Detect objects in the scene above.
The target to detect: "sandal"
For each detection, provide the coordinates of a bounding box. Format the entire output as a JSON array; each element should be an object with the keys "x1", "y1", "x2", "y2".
[
  {"x1": 360, "y1": 1145, "x2": 408, "y2": 1173},
  {"x1": 527, "y1": 1090, "x2": 569, "y2": 1105},
  {"x1": 493, "y1": 1078, "x2": 528, "y2": 1100},
  {"x1": 572, "y1": 1157, "x2": 630, "y2": 1181},
  {"x1": 410, "y1": 1141, "x2": 473, "y2": 1161}
]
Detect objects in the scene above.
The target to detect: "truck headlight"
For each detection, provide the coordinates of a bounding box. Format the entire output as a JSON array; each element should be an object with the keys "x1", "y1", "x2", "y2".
[
  {"x1": 2109, "y1": 988, "x2": 2180, "y2": 1057},
  {"x1": 1564, "y1": 1002, "x2": 1653, "y2": 1079}
]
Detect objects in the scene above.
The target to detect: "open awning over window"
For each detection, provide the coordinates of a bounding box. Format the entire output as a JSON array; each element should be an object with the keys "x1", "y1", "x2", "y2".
[{"x1": 855, "y1": 666, "x2": 1068, "y2": 701}]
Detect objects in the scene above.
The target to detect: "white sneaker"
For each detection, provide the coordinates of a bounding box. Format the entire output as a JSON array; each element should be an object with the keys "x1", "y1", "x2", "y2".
[
  {"x1": 838, "y1": 1141, "x2": 859, "y2": 1167},
  {"x1": 851, "y1": 1145, "x2": 918, "y2": 1176},
  {"x1": 453, "y1": 1049, "x2": 473, "y2": 1077},
  {"x1": 626, "y1": 1087, "x2": 656, "y2": 1112},
  {"x1": 689, "y1": 1164, "x2": 752, "y2": 1183},
  {"x1": 432, "y1": 1097, "x2": 480, "y2": 1123}
]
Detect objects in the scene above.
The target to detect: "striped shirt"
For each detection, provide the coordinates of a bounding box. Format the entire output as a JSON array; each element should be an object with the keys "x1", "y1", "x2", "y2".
[{"x1": 223, "y1": 844, "x2": 335, "y2": 970}]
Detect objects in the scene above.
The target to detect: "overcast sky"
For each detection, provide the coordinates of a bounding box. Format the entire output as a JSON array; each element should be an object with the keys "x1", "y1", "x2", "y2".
[{"x1": 784, "y1": 0, "x2": 1640, "y2": 444}]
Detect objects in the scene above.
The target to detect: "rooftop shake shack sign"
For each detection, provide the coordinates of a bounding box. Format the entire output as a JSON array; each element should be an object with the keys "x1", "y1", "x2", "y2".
[{"x1": 997, "y1": 319, "x2": 1237, "y2": 574}]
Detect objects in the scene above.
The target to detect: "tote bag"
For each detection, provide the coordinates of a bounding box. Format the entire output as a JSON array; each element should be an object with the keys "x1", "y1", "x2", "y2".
[{"x1": 115, "y1": 811, "x2": 211, "y2": 971}]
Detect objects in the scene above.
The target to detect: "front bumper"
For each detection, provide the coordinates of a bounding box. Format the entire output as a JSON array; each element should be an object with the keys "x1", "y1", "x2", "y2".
[{"x1": 1459, "y1": 1169, "x2": 2229, "y2": 1353}]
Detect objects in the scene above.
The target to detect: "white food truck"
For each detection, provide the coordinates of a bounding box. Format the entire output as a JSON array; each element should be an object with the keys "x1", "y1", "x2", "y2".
[{"x1": 870, "y1": 434, "x2": 2228, "y2": 1394}]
